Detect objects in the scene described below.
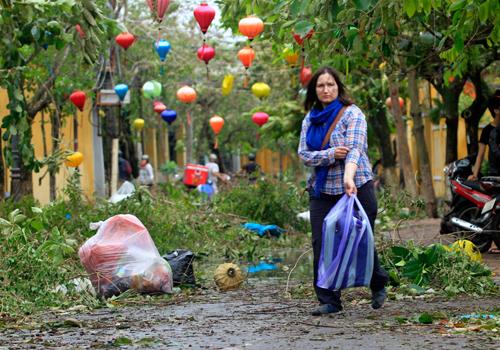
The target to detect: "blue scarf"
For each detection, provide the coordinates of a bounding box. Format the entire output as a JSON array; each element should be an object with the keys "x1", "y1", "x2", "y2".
[{"x1": 306, "y1": 99, "x2": 344, "y2": 197}]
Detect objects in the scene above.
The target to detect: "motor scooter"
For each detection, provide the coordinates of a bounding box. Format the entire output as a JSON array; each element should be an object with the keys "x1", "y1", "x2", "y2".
[{"x1": 440, "y1": 156, "x2": 500, "y2": 252}]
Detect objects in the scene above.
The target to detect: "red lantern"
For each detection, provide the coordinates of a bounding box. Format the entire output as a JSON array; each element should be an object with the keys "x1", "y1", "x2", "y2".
[
  {"x1": 197, "y1": 44, "x2": 215, "y2": 64},
  {"x1": 238, "y1": 46, "x2": 255, "y2": 69},
  {"x1": 300, "y1": 66, "x2": 313, "y2": 87},
  {"x1": 115, "y1": 33, "x2": 135, "y2": 50},
  {"x1": 153, "y1": 101, "x2": 167, "y2": 114},
  {"x1": 194, "y1": 2, "x2": 216, "y2": 34},
  {"x1": 210, "y1": 115, "x2": 224, "y2": 134},
  {"x1": 146, "y1": 0, "x2": 170, "y2": 23},
  {"x1": 238, "y1": 15, "x2": 264, "y2": 41},
  {"x1": 293, "y1": 29, "x2": 314, "y2": 46},
  {"x1": 176, "y1": 86, "x2": 197, "y2": 104},
  {"x1": 70, "y1": 90, "x2": 86, "y2": 111},
  {"x1": 252, "y1": 112, "x2": 269, "y2": 127},
  {"x1": 385, "y1": 97, "x2": 404, "y2": 109}
]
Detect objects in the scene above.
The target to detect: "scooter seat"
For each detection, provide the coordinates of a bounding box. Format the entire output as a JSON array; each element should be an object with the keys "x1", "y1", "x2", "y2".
[
  {"x1": 480, "y1": 176, "x2": 500, "y2": 183},
  {"x1": 461, "y1": 180, "x2": 484, "y2": 192}
]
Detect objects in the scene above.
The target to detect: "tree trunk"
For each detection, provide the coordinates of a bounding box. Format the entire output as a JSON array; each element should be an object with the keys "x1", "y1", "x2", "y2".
[
  {"x1": 186, "y1": 110, "x2": 193, "y2": 164},
  {"x1": 388, "y1": 78, "x2": 417, "y2": 196},
  {"x1": 408, "y1": 70, "x2": 438, "y2": 217},
  {"x1": 50, "y1": 108, "x2": 60, "y2": 201},
  {"x1": 442, "y1": 89, "x2": 461, "y2": 163}
]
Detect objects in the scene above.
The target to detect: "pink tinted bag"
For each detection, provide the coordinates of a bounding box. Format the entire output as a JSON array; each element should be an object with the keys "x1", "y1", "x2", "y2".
[{"x1": 79, "y1": 214, "x2": 173, "y2": 298}]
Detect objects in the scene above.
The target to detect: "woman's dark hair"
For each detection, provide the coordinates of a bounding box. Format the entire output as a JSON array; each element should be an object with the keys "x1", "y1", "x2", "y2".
[
  {"x1": 304, "y1": 66, "x2": 352, "y2": 111},
  {"x1": 487, "y1": 90, "x2": 500, "y2": 114}
]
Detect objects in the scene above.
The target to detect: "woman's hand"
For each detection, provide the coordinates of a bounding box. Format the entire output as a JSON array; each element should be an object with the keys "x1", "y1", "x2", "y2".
[
  {"x1": 334, "y1": 146, "x2": 349, "y2": 159},
  {"x1": 344, "y1": 178, "x2": 357, "y2": 196}
]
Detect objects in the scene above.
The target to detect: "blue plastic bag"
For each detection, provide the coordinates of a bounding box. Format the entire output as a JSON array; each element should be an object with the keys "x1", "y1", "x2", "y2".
[
  {"x1": 242, "y1": 223, "x2": 285, "y2": 238},
  {"x1": 317, "y1": 194, "x2": 374, "y2": 290}
]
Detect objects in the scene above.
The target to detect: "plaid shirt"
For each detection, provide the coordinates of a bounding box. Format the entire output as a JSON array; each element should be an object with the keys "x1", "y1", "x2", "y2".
[{"x1": 298, "y1": 104, "x2": 373, "y2": 195}]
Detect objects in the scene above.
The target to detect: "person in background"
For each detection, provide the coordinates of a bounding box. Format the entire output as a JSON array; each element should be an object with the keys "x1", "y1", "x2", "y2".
[
  {"x1": 468, "y1": 91, "x2": 500, "y2": 180},
  {"x1": 298, "y1": 66, "x2": 389, "y2": 316},
  {"x1": 139, "y1": 154, "x2": 154, "y2": 187},
  {"x1": 206, "y1": 153, "x2": 221, "y2": 193},
  {"x1": 242, "y1": 153, "x2": 261, "y2": 182},
  {"x1": 118, "y1": 151, "x2": 132, "y2": 182}
]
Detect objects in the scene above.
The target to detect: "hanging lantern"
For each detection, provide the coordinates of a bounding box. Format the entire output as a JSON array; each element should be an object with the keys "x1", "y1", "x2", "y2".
[
  {"x1": 209, "y1": 115, "x2": 224, "y2": 134},
  {"x1": 69, "y1": 90, "x2": 86, "y2": 111},
  {"x1": 142, "y1": 81, "x2": 155, "y2": 99},
  {"x1": 177, "y1": 86, "x2": 196, "y2": 126},
  {"x1": 193, "y1": 2, "x2": 216, "y2": 35},
  {"x1": 151, "y1": 81, "x2": 162, "y2": 97},
  {"x1": 146, "y1": 0, "x2": 170, "y2": 23},
  {"x1": 65, "y1": 151, "x2": 84, "y2": 167},
  {"x1": 209, "y1": 115, "x2": 224, "y2": 149},
  {"x1": 238, "y1": 15, "x2": 264, "y2": 41},
  {"x1": 299, "y1": 66, "x2": 313, "y2": 87},
  {"x1": 238, "y1": 46, "x2": 255, "y2": 69},
  {"x1": 176, "y1": 86, "x2": 197, "y2": 104},
  {"x1": 161, "y1": 109, "x2": 177, "y2": 124},
  {"x1": 293, "y1": 29, "x2": 314, "y2": 46},
  {"x1": 252, "y1": 112, "x2": 269, "y2": 127},
  {"x1": 114, "y1": 84, "x2": 129, "y2": 101},
  {"x1": 283, "y1": 48, "x2": 299, "y2": 67},
  {"x1": 155, "y1": 39, "x2": 171, "y2": 62},
  {"x1": 385, "y1": 97, "x2": 405, "y2": 109},
  {"x1": 197, "y1": 44, "x2": 215, "y2": 64},
  {"x1": 153, "y1": 101, "x2": 167, "y2": 114},
  {"x1": 133, "y1": 118, "x2": 145, "y2": 132},
  {"x1": 115, "y1": 33, "x2": 135, "y2": 50},
  {"x1": 222, "y1": 74, "x2": 234, "y2": 96},
  {"x1": 251, "y1": 82, "x2": 271, "y2": 99}
]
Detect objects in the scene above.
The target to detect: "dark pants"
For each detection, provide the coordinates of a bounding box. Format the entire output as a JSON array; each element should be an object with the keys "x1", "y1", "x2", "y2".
[{"x1": 309, "y1": 181, "x2": 388, "y2": 309}]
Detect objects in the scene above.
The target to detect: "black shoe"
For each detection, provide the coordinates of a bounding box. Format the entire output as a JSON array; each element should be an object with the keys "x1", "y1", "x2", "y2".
[
  {"x1": 311, "y1": 304, "x2": 342, "y2": 316},
  {"x1": 371, "y1": 288, "x2": 387, "y2": 309}
]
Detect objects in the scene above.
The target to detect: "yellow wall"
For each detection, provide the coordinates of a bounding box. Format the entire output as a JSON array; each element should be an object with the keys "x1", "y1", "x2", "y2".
[{"x1": 0, "y1": 89, "x2": 95, "y2": 204}]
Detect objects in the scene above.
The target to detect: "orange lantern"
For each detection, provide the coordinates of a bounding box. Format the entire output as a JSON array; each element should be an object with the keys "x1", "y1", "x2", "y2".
[
  {"x1": 385, "y1": 97, "x2": 405, "y2": 110},
  {"x1": 283, "y1": 48, "x2": 299, "y2": 67},
  {"x1": 176, "y1": 86, "x2": 197, "y2": 104},
  {"x1": 65, "y1": 152, "x2": 84, "y2": 167},
  {"x1": 238, "y1": 46, "x2": 255, "y2": 69},
  {"x1": 177, "y1": 86, "x2": 197, "y2": 126},
  {"x1": 209, "y1": 115, "x2": 224, "y2": 149},
  {"x1": 238, "y1": 15, "x2": 264, "y2": 41},
  {"x1": 238, "y1": 46, "x2": 255, "y2": 88}
]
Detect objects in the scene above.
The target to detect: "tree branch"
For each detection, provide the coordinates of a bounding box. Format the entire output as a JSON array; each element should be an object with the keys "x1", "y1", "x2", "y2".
[{"x1": 26, "y1": 46, "x2": 71, "y2": 119}]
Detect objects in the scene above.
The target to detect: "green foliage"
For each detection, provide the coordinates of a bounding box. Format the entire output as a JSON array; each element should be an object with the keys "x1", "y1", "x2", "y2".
[
  {"x1": 376, "y1": 189, "x2": 426, "y2": 231},
  {"x1": 380, "y1": 241, "x2": 497, "y2": 296},
  {"x1": 215, "y1": 178, "x2": 308, "y2": 230}
]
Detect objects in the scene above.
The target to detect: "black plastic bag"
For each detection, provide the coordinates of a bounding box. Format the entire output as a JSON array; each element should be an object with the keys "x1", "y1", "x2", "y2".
[{"x1": 163, "y1": 250, "x2": 196, "y2": 286}]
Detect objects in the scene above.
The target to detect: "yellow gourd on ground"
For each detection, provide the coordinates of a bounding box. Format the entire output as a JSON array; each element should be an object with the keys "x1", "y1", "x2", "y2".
[
  {"x1": 450, "y1": 239, "x2": 482, "y2": 262},
  {"x1": 214, "y1": 263, "x2": 245, "y2": 291}
]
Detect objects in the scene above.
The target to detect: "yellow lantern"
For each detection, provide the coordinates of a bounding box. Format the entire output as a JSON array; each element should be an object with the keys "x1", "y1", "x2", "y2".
[
  {"x1": 222, "y1": 74, "x2": 234, "y2": 96},
  {"x1": 251, "y1": 82, "x2": 271, "y2": 99},
  {"x1": 283, "y1": 48, "x2": 299, "y2": 67},
  {"x1": 132, "y1": 118, "x2": 145, "y2": 132},
  {"x1": 65, "y1": 152, "x2": 84, "y2": 167}
]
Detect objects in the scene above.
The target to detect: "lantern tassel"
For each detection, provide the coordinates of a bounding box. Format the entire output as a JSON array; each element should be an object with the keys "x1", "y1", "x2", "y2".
[
  {"x1": 187, "y1": 110, "x2": 191, "y2": 126},
  {"x1": 160, "y1": 65, "x2": 164, "y2": 76},
  {"x1": 206, "y1": 64, "x2": 210, "y2": 80},
  {"x1": 214, "y1": 136, "x2": 218, "y2": 149},
  {"x1": 243, "y1": 70, "x2": 248, "y2": 88}
]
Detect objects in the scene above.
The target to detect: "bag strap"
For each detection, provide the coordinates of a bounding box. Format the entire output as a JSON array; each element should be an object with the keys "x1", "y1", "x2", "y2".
[{"x1": 321, "y1": 106, "x2": 347, "y2": 149}]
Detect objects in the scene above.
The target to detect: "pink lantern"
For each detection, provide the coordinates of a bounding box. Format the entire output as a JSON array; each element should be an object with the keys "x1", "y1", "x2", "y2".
[
  {"x1": 197, "y1": 44, "x2": 215, "y2": 64},
  {"x1": 194, "y1": 2, "x2": 216, "y2": 34},
  {"x1": 153, "y1": 101, "x2": 167, "y2": 114}
]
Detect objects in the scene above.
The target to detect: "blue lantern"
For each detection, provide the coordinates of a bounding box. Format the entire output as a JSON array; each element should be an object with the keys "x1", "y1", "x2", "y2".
[
  {"x1": 155, "y1": 39, "x2": 171, "y2": 62},
  {"x1": 161, "y1": 109, "x2": 177, "y2": 124},
  {"x1": 114, "y1": 84, "x2": 129, "y2": 101}
]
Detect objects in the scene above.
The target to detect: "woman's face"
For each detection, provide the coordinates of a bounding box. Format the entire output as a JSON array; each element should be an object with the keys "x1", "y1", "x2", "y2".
[{"x1": 316, "y1": 73, "x2": 339, "y2": 106}]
